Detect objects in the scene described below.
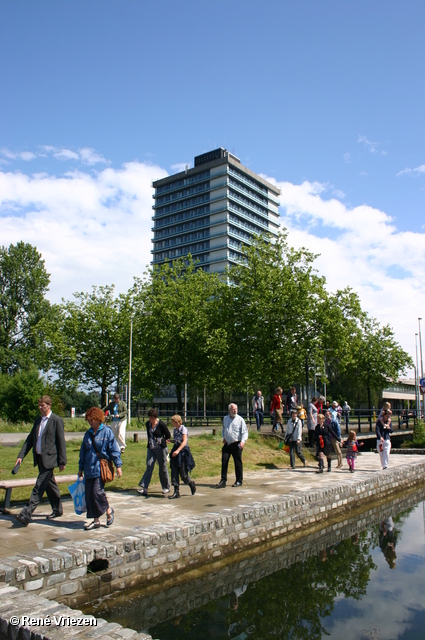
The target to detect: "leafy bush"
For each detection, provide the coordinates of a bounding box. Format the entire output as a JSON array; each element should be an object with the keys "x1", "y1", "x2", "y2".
[
  {"x1": 0, "y1": 368, "x2": 46, "y2": 422},
  {"x1": 412, "y1": 418, "x2": 425, "y2": 447}
]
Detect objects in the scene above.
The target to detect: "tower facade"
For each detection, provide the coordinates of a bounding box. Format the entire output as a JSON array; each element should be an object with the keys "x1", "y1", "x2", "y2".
[{"x1": 151, "y1": 148, "x2": 280, "y2": 272}]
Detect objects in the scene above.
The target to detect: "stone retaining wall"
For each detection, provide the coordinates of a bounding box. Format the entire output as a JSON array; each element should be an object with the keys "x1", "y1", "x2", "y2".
[
  {"x1": 1, "y1": 460, "x2": 425, "y2": 639},
  {"x1": 392, "y1": 448, "x2": 425, "y2": 454},
  {"x1": 87, "y1": 484, "x2": 425, "y2": 629}
]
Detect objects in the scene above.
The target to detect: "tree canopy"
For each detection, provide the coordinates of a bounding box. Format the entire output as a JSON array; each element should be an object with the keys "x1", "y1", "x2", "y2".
[
  {"x1": 0, "y1": 242, "x2": 51, "y2": 373},
  {"x1": 131, "y1": 256, "x2": 227, "y2": 411},
  {"x1": 46, "y1": 285, "x2": 131, "y2": 406},
  {"x1": 1, "y1": 237, "x2": 413, "y2": 418}
]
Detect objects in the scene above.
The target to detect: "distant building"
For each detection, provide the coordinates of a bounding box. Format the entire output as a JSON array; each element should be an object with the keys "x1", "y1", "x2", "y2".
[
  {"x1": 151, "y1": 148, "x2": 281, "y2": 273},
  {"x1": 381, "y1": 377, "x2": 416, "y2": 410}
]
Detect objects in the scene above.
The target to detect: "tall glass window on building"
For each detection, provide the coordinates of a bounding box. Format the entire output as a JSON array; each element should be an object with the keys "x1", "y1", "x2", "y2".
[{"x1": 151, "y1": 148, "x2": 281, "y2": 273}]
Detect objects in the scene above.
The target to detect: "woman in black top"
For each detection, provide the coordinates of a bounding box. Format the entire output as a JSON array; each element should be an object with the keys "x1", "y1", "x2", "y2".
[
  {"x1": 137, "y1": 408, "x2": 171, "y2": 497},
  {"x1": 315, "y1": 413, "x2": 333, "y2": 473}
]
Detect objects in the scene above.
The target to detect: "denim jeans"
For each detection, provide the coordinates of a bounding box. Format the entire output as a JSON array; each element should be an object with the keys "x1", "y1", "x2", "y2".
[
  {"x1": 255, "y1": 410, "x2": 264, "y2": 430},
  {"x1": 139, "y1": 447, "x2": 170, "y2": 491}
]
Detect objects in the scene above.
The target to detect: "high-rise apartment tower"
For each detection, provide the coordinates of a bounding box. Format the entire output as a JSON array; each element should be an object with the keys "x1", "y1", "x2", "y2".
[{"x1": 151, "y1": 148, "x2": 280, "y2": 273}]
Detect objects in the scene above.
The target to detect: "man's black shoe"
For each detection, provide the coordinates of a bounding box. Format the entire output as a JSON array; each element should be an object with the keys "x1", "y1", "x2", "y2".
[
  {"x1": 232, "y1": 481, "x2": 243, "y2": 487},
  {"x1": 15, "y1": 513, "x2": 29, "y2": 526},
  {"x1": 215, "y1": 480, "x2": 226, "y2": 488},
  {"x1": 46, "y1": 511, "x2": 63, "y2": 520}
]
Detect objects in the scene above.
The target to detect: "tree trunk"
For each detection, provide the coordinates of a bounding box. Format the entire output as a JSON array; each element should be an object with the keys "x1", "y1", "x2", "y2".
[
  {"x1": 175, "y1": 382, "x2": 183, "y2": 414},
  {"x1": 367, "y1": 374, "x2": 371, "y2": 411},
  {"x1": 101, "y1": 378, "x2": 108, "y2": 408}
]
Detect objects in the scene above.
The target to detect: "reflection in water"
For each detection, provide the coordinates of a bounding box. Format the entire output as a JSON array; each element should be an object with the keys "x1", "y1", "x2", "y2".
[
  {"x1": 86, "y1": 488, "x2": 425, "y2": 639},
  {"x1": 379, "y1": 517, "x2": 398, "y2": 569}
]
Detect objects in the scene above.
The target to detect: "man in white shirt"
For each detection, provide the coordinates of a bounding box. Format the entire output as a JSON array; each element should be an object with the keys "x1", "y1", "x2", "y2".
[{"x1": 216, "y1": 403, "x2": 248, "y2": 488}]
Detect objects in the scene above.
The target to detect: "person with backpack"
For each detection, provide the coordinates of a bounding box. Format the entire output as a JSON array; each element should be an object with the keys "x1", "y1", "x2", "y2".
[{"x1": 285, "y1": 409, "x2": 306, "y2": 469}]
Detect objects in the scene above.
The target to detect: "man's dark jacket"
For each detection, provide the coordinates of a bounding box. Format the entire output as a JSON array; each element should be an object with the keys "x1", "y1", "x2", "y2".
[{"x1": 18, "y1": 413, "x2": 67, "y2": 469}]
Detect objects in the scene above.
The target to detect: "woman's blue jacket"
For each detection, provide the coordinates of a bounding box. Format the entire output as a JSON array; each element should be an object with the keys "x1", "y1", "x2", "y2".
[{"x1": 79, "y1": 423, "x2": 122, "y2": 479}]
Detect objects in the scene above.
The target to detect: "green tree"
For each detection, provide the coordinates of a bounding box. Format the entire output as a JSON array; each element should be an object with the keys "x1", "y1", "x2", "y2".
[
  {"x1": 46, "y1": 286, "x2": 131, "y2": 406},
  {"x1": 223, "y1": 231, "x2": 327, "y2": 393},
  {"x1": 59, "y1": 386, "x2": 100, "y2": 415},
  {"x1": 131, "y1": 256, "x2": 227, "y2": 411},
  {"x1": 355, "y1": 317, "x2": 412, "y2": 408},
  {"x1": 0, "y1": 242, "x2": 51, "y2": 373},
  {"x1": 0, "y1": 367, "x2": 46, "y2": 422},
  {"x1": 318, "y1": 290, "x2": 412, "y2": 407}
]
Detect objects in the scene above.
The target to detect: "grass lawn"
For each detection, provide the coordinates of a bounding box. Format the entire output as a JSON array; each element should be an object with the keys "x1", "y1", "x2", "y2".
[{"x1": 0, "y1": 433, "x2": 313, "y2": 507}]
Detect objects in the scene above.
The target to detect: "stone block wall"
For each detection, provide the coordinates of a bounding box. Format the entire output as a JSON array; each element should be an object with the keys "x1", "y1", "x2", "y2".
[
  {"x1": 88, "y1": 485, "x2": 425, "y2": 628},
  {"x1": 0, "y1": 461, "x2": 424, "y2": 639}
]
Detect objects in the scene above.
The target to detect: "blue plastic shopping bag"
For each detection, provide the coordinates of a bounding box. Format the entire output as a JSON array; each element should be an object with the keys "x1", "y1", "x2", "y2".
[{"x1": 68, "y1": 478, "x2": 86, "y2": 515}]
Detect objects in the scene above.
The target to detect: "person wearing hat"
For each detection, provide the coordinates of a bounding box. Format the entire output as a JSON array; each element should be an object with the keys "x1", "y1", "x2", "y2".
[{"x1": 285, "y1": 409, "x2": 306, "y2": 469}]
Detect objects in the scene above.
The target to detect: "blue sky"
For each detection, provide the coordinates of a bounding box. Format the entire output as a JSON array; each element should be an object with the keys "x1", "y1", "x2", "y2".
[{"x1": 1, "y1": 1, "x2": 424, "y2": 363}]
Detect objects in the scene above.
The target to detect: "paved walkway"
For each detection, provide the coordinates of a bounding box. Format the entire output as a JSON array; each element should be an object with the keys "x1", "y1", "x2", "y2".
[{"x1": 0, "y1": 453, "x2": 421, "y2": 561}]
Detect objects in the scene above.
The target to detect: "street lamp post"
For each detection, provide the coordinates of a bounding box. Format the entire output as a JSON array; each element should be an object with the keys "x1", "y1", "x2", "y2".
[
  {"x1": 419, "y1": 318, "x2": 424, "y2": 418},
  {"x1": 415, "y1": 333, "x2": 420, "y2": 417},
  {"x1": 128, "y1": 316, "x2": 133, "y2": 425}
]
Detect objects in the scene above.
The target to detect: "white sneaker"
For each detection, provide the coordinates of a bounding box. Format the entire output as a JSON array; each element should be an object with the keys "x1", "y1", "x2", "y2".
[{"x1": 163, "y1": 488, "x2": 170, "y2": 494}]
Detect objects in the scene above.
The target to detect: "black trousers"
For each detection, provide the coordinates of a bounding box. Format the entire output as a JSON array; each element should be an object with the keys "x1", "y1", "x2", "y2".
[
  {"x1": 19, "y1": 456, "x2": 62, "y2": 523},
  {"x1": 170, "y1": 456, "x2": 191, "y2": 487},
  {"x1": 85, "y1": 477, "x2": 109, "y2": 519},
  {"x1": 221, "y1": 441, "x2": 243, "y2": 483}
]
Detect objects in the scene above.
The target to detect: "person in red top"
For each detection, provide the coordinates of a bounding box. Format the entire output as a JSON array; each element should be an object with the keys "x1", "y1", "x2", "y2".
[{"x1": 270, "y1": 387, "x2": 284, "y2": 434}]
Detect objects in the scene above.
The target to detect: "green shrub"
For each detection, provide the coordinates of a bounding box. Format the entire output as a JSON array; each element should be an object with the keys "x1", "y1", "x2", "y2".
[
  {"x1": 413, "y1": 418, "x2": 425, "y2": 447},
  {"x1": 0, "y1": 368, "x2": 46, "y2": 422}
]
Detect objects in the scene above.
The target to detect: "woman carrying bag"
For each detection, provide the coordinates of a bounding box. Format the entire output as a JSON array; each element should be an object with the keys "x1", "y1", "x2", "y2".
[{"x1": 78, "y1": 407, "x2": 122, "y2": 531}]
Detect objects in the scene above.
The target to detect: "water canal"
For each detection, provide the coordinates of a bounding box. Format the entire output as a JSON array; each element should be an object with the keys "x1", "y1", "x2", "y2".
[{"x1": 85, "y1": 487, "x2": 425, "y2": 639}]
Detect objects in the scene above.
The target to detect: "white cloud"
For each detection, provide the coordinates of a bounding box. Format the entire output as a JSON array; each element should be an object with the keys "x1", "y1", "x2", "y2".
[
  {"x1": 357, "y1": 134, "x2": 387, "y2": 156},
  {"x1": 41, "y1": 145, "x2": 108, "y2": 164},
  {"x1": 1, "y1": 145, "x2": 108, "y2": 165},
  {"x1": 274, "y1": 178, "x2": 425, "y2": 360},
  {"x1": 170, "y1": 162, "x2": 190, "y2": 173},
  {"x1": 343, "y1": 152, "x2": 351, "y2": 163},
  {"x1": 52, "y1": 148, "x2": 80, "y2": 161},
  {"x1": 79, "y1": 147, "x2": 108, "y2": 165},
  {"x1": 0, "y1": 161, "x2": 167, "y2": 303},
  {"x1": 397, "y1": 164, "x2": 425, "y2": 177},
  {"x1": 0, "y1": 148, "x2": 37, "y2": 161},
  {"x1": 1, "y1": 155, "x2": 423, "y2": 362}
]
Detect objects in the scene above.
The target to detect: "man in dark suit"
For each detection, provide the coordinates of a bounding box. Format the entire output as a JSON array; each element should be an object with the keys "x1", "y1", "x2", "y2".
[{"x1": 15, "y1": 396, "x2": 67, "y2": 526}]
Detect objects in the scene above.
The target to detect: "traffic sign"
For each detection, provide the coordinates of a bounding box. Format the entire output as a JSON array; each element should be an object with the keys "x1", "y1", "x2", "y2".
[
  {"x1": 421, "y1": 386, "x2": 425, "y2": 395},
  {"x1": 420, "y1": 378, "x2": 425, "y2": 386}
]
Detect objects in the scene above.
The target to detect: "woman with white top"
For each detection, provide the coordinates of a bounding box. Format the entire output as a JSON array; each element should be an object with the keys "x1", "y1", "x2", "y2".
[
  {"x1": 307, "y1": 397, "x2": 318, "y2": 447},
  {"x1": 285, "y1": 409, "x2": 306, "y2": 469},
  {"x1": 169, "y1": 414, "x2": 196, "y2": 499}
]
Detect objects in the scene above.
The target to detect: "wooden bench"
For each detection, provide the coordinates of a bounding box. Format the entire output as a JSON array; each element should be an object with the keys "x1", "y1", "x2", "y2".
[{"x1": 0, "y1": 474, "x2": 78, "y2": 511}]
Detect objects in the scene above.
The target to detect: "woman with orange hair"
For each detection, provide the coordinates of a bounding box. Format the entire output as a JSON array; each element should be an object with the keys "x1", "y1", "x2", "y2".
[{"x1": 78, "y1": 407, "x2": 122, "y2": 530}]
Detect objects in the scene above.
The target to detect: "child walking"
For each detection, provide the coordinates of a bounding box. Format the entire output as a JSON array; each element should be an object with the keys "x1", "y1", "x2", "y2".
[{"x1": 343, "y1": 430, "x2": 363, "y2": 472}]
